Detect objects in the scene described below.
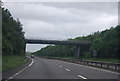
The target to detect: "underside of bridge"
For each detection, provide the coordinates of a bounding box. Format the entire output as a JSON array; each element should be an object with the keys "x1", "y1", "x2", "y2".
[{"x1": 25, "y1": 39, "x2": 91, "y2": 59}]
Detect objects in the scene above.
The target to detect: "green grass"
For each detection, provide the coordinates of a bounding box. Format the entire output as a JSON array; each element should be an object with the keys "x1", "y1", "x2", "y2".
[
  {"x1": 82, "y1": 58, "x2": 120, "y2": 63},
  {"x1": 2, "y1": 55, "x2": 27, "y2": 71}
]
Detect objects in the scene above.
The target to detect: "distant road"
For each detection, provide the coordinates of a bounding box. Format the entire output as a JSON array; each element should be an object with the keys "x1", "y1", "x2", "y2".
[{"x1": 12, "y1": 57, "x2": 118, "y2": 79}]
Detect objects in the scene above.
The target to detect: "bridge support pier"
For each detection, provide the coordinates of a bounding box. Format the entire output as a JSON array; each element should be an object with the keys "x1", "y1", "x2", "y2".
[
  {"x1": 24, "y1": 43, "x2": 26, "y2": 56},
  {"x1": 76, "y1": 46, "x2": 81, "y2": 59}
]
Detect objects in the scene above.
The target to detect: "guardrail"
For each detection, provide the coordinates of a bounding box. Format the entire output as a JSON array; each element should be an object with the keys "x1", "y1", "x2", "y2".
[{"x1": 47, "y1": 57, "x2": 120, "y2": 71}]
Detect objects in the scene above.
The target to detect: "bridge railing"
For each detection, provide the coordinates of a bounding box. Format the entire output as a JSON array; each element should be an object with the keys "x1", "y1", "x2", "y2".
[
  {"x1": 46, "y1": 57, "x2": 120, "y2": 71},
  {"x1": 25, "y1": 37, "x2": 67, "y2": 41}
]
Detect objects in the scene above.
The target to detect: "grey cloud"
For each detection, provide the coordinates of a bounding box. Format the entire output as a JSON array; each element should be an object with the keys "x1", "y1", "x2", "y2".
[
  {"x1": 4, "y1": 2, "x2": 118, "y2": 52},
  {"x1": 4, "y1": 3, "x2": 89, "y2": 23},
  {"x1": 26, "y1": 44, "x2": 48, "y2": 52},
  {"x1": 4, "y1": 2, "x2": 117, "y2": 24},
  {"x1": 39, "y1": 2, "x2": 118, "y2": 14}
]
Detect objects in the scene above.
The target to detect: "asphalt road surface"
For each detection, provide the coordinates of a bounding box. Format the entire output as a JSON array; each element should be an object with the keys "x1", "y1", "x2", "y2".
[{"x1": 12, "y1": 57, "x2": 119, "y2": 79}]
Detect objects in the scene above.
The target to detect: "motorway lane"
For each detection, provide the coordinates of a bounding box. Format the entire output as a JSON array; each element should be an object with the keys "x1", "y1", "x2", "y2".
[
  {"x1": 51, "y1": 59, "x2": 119, "y2": 79},
  {"x1": 13, "y1": 57, "x2": 80, "y2": 79},
  {"x1": 13, "y1": 57, "x2": 119, "y2": 79}
]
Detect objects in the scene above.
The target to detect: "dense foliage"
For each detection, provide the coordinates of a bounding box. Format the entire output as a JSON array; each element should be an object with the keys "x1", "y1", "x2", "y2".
[
  {"x1": 36, "y1": 45, "x2": 76, "y2": 57},
  {"x1": 33, "y1": 26, "x2": 119, "y2": 59},
  {"x1": 2, "y1": 8, "x2": 25, "y2": 56}
]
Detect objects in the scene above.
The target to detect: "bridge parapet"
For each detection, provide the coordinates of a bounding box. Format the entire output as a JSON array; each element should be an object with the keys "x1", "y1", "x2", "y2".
[{"x1": 25, "y1": 39, "x2": 91, "y2": 46}]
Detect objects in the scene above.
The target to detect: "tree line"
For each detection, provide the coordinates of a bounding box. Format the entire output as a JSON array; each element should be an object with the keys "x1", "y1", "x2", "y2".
[
  {"x1": 2, "y1": 7, "x2": 25, "y2": 56},
  {"x1": 33, "y1": 25, "x2": 119, "y2": 59}
]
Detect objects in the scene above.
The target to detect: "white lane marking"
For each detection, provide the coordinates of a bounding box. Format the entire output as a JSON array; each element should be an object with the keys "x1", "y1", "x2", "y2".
[
  {"x1": 65, "y1": 68, "x2": 70, "y2": 71},
  {"x1": 8, "y1": 77, "x2": 13, "y2": 79},
  {"x1": 56, "y1": 64, "x2": 58, "y2": 65},
  {"x1": 28, "y1": 59, "x2": 34, "y2": 67},
  {"x1": 57, "y1": 60, "x2": 119, "y2": 74},
  {"x1": 5, "y1": 58, "x2": 34, "y2": 81},
  {"x1": 59, "y1": 65, "x2": 62, "y2": 67},
  {"x1": 78, "y1": 75, "x2": 87, "y2": 79}
]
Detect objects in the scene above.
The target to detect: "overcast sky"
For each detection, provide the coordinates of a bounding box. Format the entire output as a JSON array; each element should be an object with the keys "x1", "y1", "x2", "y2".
[{"x1": 4, "y1": 2, "x2": 118, "y2": 52}]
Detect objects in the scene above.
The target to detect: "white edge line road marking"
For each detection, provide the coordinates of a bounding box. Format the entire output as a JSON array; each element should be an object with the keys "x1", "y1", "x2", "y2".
[
  {"x1": 78, "y1": 75, "x2": 87, "y2": 79},
  {"x1": 65, "y1": 68, "x2": 70, "y2": 71},
  {"x1": 5, "y1": 58, "x2": 34, "y2": 81},
  {"x1": 57, "y1": 60, "x2": 119, "y2": 74},
  {"x1": 59, "y1": 65, "x2": 62, "y2": 67},
  {"x1": 28, "y1": 59, "x2": 34, "y2": 67}
]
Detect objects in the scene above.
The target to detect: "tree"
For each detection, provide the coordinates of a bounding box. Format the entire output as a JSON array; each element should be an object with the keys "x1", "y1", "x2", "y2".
[{"x1": 2, "y1": 8, "x2": 25, "y2": 56}]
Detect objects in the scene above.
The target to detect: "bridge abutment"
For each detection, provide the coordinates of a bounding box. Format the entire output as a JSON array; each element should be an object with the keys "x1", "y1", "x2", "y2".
[{"x1": 24, "y1": 42, "x2": 26, "y2": 56}]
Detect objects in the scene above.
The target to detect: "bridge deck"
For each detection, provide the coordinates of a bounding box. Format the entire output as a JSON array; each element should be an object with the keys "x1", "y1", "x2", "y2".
[{"x1": 26, "y1": 39, "x2": 91, "y2": 46}]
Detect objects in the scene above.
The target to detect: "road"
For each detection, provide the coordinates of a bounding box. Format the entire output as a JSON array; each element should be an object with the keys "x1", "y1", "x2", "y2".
[{"x1": 12, "y1": 57, "x2": 119, "y2": 79}]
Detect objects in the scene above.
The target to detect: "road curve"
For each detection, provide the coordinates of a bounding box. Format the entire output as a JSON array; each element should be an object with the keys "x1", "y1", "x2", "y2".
[{"x1": 12, "y1": 57, "x2": 118, "y2": 79}]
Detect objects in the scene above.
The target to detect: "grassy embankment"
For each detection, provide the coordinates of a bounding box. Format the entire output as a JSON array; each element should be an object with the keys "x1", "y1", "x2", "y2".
[{"x1": 2, "y1": 55, "x2": 27, "y2": 71}]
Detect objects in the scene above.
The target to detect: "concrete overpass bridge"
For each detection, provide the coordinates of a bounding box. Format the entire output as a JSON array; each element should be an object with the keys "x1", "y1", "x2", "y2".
[{"x1": 25, "y1": 39, "x2": 91, "y2": 58}]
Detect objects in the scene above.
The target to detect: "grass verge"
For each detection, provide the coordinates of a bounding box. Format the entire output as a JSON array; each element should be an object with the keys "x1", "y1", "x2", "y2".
[{"x1": 2, "y1": 55, "x2": 27, "y2": 71}]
